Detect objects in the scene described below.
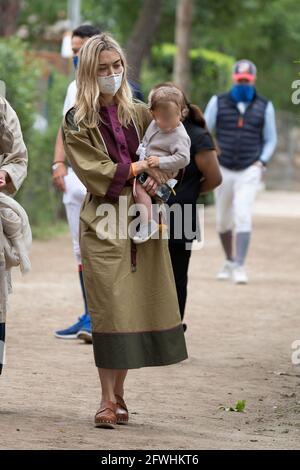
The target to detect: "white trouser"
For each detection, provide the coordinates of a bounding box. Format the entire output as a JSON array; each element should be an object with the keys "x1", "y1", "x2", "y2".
[
  {"x1": 63, "y1": 167, "x2": 86, "y2": 264},
  {"x1": 214, "y1": 164, "x2": 262, "y2": 233}
]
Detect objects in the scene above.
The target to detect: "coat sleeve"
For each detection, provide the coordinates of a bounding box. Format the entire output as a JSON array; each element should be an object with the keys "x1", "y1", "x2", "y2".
[
  {"x1": 0, "y1": 99, "x2": 28, "y2": 195},
  {"x1": 0, "y1": 99, "x2": 14, "y2": 153},
  {"x1": 62, "y1": 109, "x2": 130, "y2": 202}
]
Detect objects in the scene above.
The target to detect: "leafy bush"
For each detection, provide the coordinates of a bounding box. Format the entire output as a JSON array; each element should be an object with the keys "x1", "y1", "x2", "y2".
[
  {"x1": 142, "y1": 43, "x2": 235, "y2": 108},
  {"x1": 18, "y1": 71, "x2": 69, "y2": 231},
  {"x1": 0, "y1": 38, "x2": 69, "y2": 235},
  {"x1": 0, "y1": 37, "x2": 40, "y2": 139}
]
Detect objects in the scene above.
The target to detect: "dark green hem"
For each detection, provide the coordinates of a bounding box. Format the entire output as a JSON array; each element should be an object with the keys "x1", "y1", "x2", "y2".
[{"x1": 92, "y1": 324, "x2": 188, "y2": 369}]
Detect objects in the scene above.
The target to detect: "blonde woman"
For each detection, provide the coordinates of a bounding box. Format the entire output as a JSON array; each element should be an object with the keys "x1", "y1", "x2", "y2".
[{"x1": 62, "y1": 33, "x2": 188, "y2": 429}]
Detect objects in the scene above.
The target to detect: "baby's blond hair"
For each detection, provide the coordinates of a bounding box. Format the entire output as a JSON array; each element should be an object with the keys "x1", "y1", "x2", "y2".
[{"x1": 148, "y1": 86, "x2": 187, "y2": 117}]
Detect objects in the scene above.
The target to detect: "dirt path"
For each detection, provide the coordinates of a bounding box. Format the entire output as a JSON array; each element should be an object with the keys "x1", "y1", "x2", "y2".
[{"x1": 1, "y1": 191, "x2": 300, "y2": 450}]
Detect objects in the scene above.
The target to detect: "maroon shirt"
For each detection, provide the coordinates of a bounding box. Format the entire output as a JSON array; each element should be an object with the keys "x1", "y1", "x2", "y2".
[{"x1": 99, "y1": 104, "x2": 139, "y2": 202}]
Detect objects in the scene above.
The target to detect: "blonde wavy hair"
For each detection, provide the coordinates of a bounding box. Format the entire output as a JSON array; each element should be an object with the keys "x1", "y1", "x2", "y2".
[{"x1": 74, "y1": 33, "x2": 135, "y2": 128}]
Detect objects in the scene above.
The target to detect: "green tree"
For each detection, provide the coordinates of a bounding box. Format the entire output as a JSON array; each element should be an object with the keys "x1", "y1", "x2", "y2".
[{"x1": 0, "y1": 37, "x2": 69, "y2": 234}]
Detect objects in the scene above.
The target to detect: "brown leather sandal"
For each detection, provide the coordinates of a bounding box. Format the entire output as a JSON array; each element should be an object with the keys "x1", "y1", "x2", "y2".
[
  {"x1": 94, "y1": 400, "x2": 117, "y2": 429},
  {"x1": 115, "y1": 394, "x2": 129, "y2": 425}
]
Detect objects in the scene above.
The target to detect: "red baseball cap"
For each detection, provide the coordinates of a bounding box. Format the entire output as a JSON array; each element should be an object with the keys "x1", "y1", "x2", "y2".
[{"x1": 232, "y1": 60, "x2": 257, "y2": 81}]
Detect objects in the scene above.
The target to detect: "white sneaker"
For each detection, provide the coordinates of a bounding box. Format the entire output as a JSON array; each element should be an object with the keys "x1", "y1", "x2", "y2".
[
  {"x1": 232, "y1": 265, "x2": 248, "y2": 284},
  {"x1": 216, "y1": 260, "x2": 235, "y2": 280},
  {"x1": 132, "y1": 220, "x2": 159, "y2": 244}
]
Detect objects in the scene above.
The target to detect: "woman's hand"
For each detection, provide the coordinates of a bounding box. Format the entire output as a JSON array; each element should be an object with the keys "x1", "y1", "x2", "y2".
[
  {"x1": 52, "y1": 163, "x2": 67, "y2": 192},
  {"x1": 132, "y1": 160, "x2": 171, "y2": 196},
  {"x1": 141, "y1": 168, "x2": 171, "y2": 197},
  {"x1": 144, "y1": 165, "x2": 171, "y2": 185},
  {"x1": 142, "y1": 176, "x2": 158, "y2": 197},
  {"x1": 141, "y1": 167, "x2": 172, "y2": 197},
  {"x1": 132, "y1": 160, "x2": 171, "y2": 184}
]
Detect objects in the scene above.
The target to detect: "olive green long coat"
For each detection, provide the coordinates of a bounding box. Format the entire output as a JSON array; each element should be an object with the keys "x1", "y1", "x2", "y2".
[{"x1": 62, "y1": 102, "x2": 188, "y2": 369}]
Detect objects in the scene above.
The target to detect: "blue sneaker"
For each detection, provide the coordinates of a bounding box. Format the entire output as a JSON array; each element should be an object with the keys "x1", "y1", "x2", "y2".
[
  {"x1": 77, "y1": 315, "x2": 92, "y2": 344},
  {"x1": 55, "y1": 313, "x2": 89, "y2": 340}
]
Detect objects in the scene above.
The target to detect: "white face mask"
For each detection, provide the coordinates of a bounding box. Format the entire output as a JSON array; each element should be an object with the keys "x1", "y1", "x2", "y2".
[{"x1": 97, "y1": 72, "x2": 123, "y2": 96}]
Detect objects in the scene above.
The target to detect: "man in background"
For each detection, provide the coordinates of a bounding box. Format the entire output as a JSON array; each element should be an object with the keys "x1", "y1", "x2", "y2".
[{"x1": 205, "y1": 60, "x2": 277, "y2": 284}]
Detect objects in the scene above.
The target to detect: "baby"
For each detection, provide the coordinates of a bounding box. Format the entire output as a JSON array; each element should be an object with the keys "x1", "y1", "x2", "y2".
[{"x1": 132, "y1": 86, "x2": 191, "y2": 243}]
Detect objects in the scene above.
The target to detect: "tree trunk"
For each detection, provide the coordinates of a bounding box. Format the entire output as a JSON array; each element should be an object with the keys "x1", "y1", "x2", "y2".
[
  {"x1": 173, "y1": 0, "x2": 193, "y2": 94},
  {"x1": 0, "y1": 0, "x2": 21, "y2": 37},
  {"x1": 126, "y1": 0, "x2": 163, "y2": 83}
]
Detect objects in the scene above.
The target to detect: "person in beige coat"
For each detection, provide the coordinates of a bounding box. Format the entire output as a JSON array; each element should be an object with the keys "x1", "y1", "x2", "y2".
[
  {"x1": 0, "y1": 97, "x2": 28, "y2": 194},
  {"x1": 62, "y1": 33, "x2": 188, "y2": 429},
  {"x1": 0, "y1": 95, "x2": 28, "y2": 375}
]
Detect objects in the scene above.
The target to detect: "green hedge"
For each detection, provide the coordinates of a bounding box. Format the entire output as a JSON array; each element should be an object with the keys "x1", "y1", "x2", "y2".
[{"x1": 0, "y1": 38, "x2": 40, "y2": 139}]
